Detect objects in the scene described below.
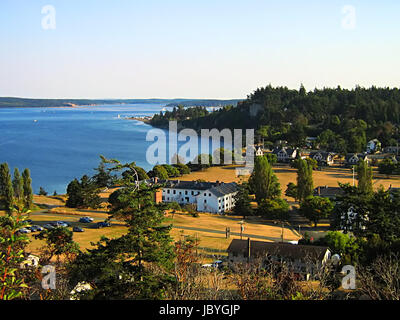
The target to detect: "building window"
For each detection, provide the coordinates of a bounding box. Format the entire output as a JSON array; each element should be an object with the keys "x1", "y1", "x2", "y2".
[
  {"x1": 204, "y1": 193, "x2": 206, "y2": 196},
  {"x1": 167, "y1": 190, "x2": 170, "y2": 194},
  {"x1": 185, "y1": 191, "x2": 188, "y2": 195},
  {"x1": 204, "y1": 199, "x2": 207, "y2": 203},
  {"x1": 173, "y1": 190, "x2": 176, "y2": 194},
  {"x1": 191, "y1": 191, "x2": 194, "y2": 195},
  {"x1": 209, "y1": 193, "x2": 211, "y2": 197}
]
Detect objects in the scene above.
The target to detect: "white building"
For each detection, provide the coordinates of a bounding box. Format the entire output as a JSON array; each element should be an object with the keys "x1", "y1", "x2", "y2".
[{"x1": 159, "y1": 180, "x2": 238, "y2": 214}]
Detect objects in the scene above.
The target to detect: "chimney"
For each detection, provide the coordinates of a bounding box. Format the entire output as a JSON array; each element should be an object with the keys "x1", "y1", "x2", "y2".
[
  {"x1": 247, "y1": 238, "x2": 251, "y2": 262},
  {"x1": 154, "y1": 177, "x2": 158, "y2": 184}
]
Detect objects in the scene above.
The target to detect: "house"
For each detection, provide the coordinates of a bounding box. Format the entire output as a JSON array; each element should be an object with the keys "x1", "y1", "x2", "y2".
[
  {"x1": 345, "y1": 153, "x2": 369, "y2": 166},
  {"x1": 272, "y1": 147, "x2": 298, "y2": 163},
  {"x1": 155, "y1": 179, "x2": 238, "y2": 214},
  {"x1": 255, "y1": 147, "x2": 264, "y2": 157},
  {"x1": 309, "y1": 151, "x2": 335, "y2": 166},
  {"x1": 366, "y1": 139, "x2": 381, "y2": 154},
  {"x1": 227, "y1": 239, "x2": 331, "y2": 280},
  {"x1": 313, "y1": 186, "x2": 344, "y2": 200},
  {"x1": 383, "y1": 146, "x2": 400, "y2": 155}
]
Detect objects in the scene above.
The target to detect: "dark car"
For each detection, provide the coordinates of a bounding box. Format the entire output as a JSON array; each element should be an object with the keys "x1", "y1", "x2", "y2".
[
  {"x1": 73, "y1": 226, "x2": 84, "y2": 232},
  {"x1": 29, "y1": 225, "x2": 44, "y2": 232},
  {"x1": 79, "y1": 217, "x2": 94, "y2": 223},
  {"x1": 96, "y1": 221, "x2": 111, "y2": 229}
]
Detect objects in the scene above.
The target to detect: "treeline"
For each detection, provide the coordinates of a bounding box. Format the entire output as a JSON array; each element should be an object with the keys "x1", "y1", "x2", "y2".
[
  {"x1": 0, "y1": 163, "x2": 33, "y2": 214},
  {"x1": 150, "y1": 105, "x2": 210, "y2": 127},
  {"x1": 170, "y1": 85, "x2": 400, "y2": 153}
]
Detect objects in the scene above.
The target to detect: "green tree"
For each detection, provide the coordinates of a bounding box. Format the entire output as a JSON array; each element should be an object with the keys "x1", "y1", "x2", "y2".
[
  {"x1": 35, "y1": 227, "x2": 80, "y2": 262},
  {"x1": 357, "y1": 159, "x2": 373, "y2": 194},
  {"x1": 294, "y1": 158, "x2": 314, "y2": 202},
  {"x1": 66, "y1": 176, "x2": 101, "y2": 209},
  {"x1": 249, "y1": 156, "x2": 281, "y2": 203},
  {"x1": 257, "y1": 198, "x2": 289, "y2": 221},
  {"x1": 0, "y1": 163, "x2": 14, "y2": 214},
  {"x1": 0, "y1": 215, "x2": 30, "y2": 300},
  {"x1": 148, "y1": 165, "x2": 169, "y2": 179},
  {"x1": 12, "y1": 168, "x2": 23, "y2": 202},
  {"x1": 232, "y1": 183, "x2": 253, "y2": 219},
  {"x1": 21, "y1": 169, "x2": 33, "y2": 210},
  {"x1": 38, "y1": 187, "x2": 47, "y2": 196},
  {"x1": 285, "y1": 182, "x2": 298, "y2": 201},
  {"x1": 69, "y1": 158, "x2": 175, "y2": 299},
  {"x1": 299, "y1": 196, "x2": 333, "y2": 227}
]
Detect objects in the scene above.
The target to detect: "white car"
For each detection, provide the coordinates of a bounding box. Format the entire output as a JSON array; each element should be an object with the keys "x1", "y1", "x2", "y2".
[{"x1": 18, "y1": 228, "x2": 31, "y2": 234}]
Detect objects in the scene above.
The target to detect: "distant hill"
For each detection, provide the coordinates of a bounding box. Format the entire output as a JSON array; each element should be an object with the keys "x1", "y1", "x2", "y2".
[
  {"x1": 169, "y1": 85, "x2": 400, "y2": 154},
  {"x1": 0, "y1": 97, "x2": 242, "y2": 108}
]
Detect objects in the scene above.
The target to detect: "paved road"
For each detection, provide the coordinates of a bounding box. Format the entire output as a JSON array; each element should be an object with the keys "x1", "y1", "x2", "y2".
[{"x1": 29, "y1": 208, "x2": 299, "y2": 243}]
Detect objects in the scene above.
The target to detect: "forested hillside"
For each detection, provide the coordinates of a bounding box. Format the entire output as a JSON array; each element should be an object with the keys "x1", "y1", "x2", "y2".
[{"x1": 163, "y1": 85, "x2": 400, "y2": 154}]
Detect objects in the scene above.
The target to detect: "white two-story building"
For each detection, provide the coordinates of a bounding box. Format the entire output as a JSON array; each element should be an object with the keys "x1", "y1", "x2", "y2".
[{"x1": 157, "y1": 179, "x2": 238, "y2": 214}]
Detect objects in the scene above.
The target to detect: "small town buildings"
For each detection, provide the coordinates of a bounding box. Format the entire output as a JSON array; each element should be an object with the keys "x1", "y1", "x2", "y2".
[
  {"x1": 227, "y1": 239, "x2": 331, "y2": 280},
  {"x1": 345, "y1": 153, "x2": 369, "y2": 166},
  {"x1": 272, "y1": 147, "x2": 298, "y2": 163},
  {"x1": 309, "y1": 151, "x2": 336, "y2": 166},
  {"x1": 156, "y1": 179, "x2": 238, "y2": 214}
]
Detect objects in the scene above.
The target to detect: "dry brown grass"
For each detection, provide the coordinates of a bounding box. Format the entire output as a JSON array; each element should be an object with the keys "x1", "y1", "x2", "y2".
[{"x1": 180, "y1": 164, "x2": 400, "y2": 200}]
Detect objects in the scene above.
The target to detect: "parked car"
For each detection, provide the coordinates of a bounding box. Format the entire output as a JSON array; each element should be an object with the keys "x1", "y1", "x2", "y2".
[
  {"x1": 79, "y1": 217, "x2": 94, "y2": 223},
  {"x1": 29, "y1": 225, "x2": 44, "y2": 232},
  {"x1": 56, "y1": 221, "x2": 70, "y2": 227},
  {"x1": 43, "y1": 224, "x2": 55, "y2": 230},
  {"x1": 17, "y1": 228, "x2": 31, "y2": 234},
  {"x1": 73, "y1": 226, "x2": 84, "y2": 233},
  {"x1": 212, "y1": 260, "x2": 223, "y2": 269},
  {"x1": 96, "y1": 221, "x2": 111, "y2": 228}
]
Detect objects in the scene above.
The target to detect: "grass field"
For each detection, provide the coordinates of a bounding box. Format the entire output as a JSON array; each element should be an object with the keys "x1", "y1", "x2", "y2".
[
  {"x1": 13, "y1": 163, "x2": 400, "y2": 260},
  {"x1": 179, "y1": 164, "x2": 400, "y2": 200}
]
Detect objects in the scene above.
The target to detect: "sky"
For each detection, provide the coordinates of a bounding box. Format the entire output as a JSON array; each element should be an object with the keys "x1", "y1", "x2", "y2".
[{"x1": 0, "y1": 0, "x2": 399, "y2": 99}]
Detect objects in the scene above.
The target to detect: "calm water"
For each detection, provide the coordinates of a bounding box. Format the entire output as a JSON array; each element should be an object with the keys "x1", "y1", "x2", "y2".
[{"x1": 0, "y1": 104, "x2": 219, "y2": 194}]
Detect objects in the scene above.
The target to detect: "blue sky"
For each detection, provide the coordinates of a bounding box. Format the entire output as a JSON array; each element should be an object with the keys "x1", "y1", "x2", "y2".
[{"x1": 0, "y1": 0, "x2": 399, "y2": 99}]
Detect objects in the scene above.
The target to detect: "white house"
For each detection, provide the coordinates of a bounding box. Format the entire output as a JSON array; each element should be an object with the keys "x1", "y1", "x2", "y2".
[
  {"x1": 272, "y1": 147, "x2": 298, "y2": 162},
  {"x1": 309, "y1": 151, "x2": 335, "y2": 166},
  {"x1": 158, "y1": 180, "x2": 238, "y2": 214},
  {"x1": 255, "y1": 147, "x2": 264, "y2": 157}
]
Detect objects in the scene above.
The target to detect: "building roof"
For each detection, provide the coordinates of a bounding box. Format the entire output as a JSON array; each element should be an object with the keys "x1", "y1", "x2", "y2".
[
  {"x1": 227, "y1": 239, "x2": 329, "y2": 261},
  {"x1": 208, "y1": 182, "x2": 238, "y2": 197},
  {"x1": 313, "y1": 186, "x2": 344, "y2": 198},
  {"x1": 148, "y1": 179, "x2": 238, "y2": 196}
]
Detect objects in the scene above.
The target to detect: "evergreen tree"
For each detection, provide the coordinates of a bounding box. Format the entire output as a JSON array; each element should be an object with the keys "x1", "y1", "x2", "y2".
[
  {"x1": 232, "y1": 183, "x2": 253, "y2": 219},
  {"x1": 0, "y1": 163, "x2": 14, "y2": 214},
  {"x1": 66, "y1": 179, "x2": 82, "y2": 208},
  {"x1": 249, "y1": 156, "x2": 281, "y2": 203},
  {"x1": 12, "y1": 168, "x2": 23, "y2": 201},
  {"x1": 38, "y1": 187, "x2": 48, "y2": 196},
  {"x1": 357, "y1": 159, "x2": 373, "y2": 194},
  {"x1": 69, "y1": 159, "x2": 175, "y2": 299},
  {"x1": 21, "y1": 169, "x2": 33, "y2": 210},
  {"x1": 295, "y1": 158, "x2": 314, "y2": 202}
]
